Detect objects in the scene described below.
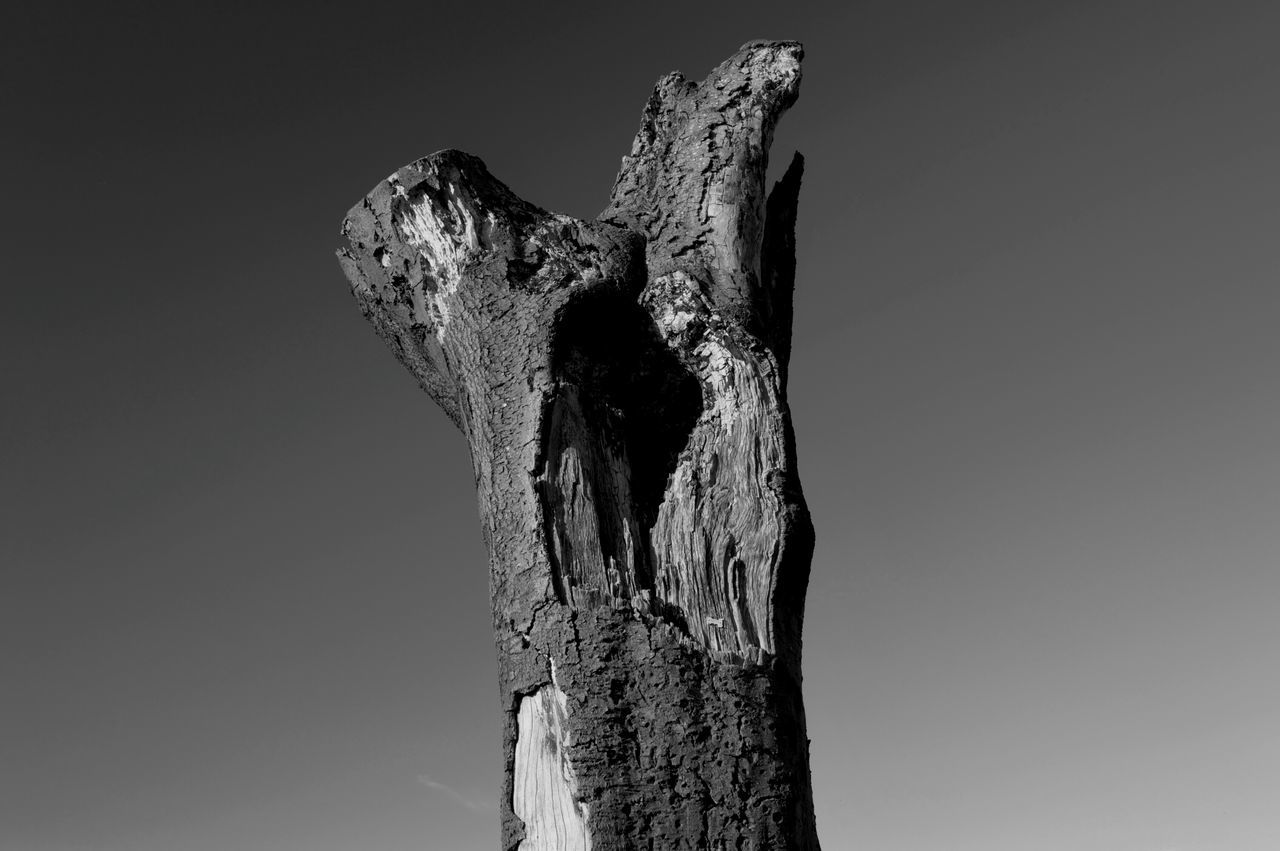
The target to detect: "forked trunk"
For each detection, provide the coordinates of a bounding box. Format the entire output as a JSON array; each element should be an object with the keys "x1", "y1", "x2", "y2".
[{"x1": 338, "y1": 41, "x2": 819, "y2": 850}]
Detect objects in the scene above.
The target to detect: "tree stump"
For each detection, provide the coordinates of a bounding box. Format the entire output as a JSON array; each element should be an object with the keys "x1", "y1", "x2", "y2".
[{"x1": 337, "y1": 40, "x2": 819, "y2": 850}]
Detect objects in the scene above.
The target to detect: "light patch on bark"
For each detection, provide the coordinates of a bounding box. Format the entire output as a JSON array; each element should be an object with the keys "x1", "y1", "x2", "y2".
[
  {"x1": 513, "y1": 675, "x2": 591, "y2": 851},
  {"x1": 395, "y1": 181, "x2": 493, "y2": 336}
]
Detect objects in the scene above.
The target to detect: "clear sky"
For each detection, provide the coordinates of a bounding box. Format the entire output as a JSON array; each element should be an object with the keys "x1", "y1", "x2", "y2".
[{"x1": 4, "y1": 2, "x2": 1279, "y2": 849}]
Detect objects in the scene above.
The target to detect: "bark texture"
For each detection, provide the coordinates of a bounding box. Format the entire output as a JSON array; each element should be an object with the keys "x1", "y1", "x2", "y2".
[{"x1": 337, "y1": 41, "x2": 817, "y2": 850}]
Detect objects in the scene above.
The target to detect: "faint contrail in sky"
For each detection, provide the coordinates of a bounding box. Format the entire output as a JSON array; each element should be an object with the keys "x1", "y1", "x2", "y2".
[{"x1": 416, "y1": 773, "x2": 496, "y2": 813}]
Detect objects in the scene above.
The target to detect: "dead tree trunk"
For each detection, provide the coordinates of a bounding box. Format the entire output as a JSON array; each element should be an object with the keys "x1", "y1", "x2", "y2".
[{"x1": 337, "y1": 41, "x2": 818, "y2": 850}]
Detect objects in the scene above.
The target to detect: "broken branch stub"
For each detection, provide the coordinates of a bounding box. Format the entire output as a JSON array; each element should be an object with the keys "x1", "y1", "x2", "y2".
[{"x1": 338, "y1": 41, "x2": 819, "y2": 850}]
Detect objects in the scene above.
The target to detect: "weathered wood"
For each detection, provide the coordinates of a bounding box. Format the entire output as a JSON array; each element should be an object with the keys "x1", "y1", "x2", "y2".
[{"x1": 337, "y1": 41, "x2": 818, "y2": 850}]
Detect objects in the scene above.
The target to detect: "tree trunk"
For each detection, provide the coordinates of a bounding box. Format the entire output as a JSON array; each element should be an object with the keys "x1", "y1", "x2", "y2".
[{"x1": 337, "y1": 41, "x2": 818, "y2": 850}]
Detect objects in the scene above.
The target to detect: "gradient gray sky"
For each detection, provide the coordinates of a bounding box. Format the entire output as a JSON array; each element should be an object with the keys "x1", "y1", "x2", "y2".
[{"x1": 4, "y1": 2, "x2": 1279, "y2": 849}]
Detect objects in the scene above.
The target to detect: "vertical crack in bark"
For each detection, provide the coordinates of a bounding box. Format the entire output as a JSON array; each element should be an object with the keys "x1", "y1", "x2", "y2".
[{"x1": 760, "y1": 151, "x2": 805, "y2": 383}]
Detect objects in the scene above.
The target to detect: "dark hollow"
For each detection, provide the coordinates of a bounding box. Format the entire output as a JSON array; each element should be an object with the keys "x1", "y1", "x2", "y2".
[{"x1": 550, "y1": 291, "x2": 702, "y2": 529}]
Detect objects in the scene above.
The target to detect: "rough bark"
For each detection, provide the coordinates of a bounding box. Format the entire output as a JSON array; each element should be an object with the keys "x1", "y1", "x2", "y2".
[{"x1": 337, "y1": 41, "x2": 817, "y2": 850}]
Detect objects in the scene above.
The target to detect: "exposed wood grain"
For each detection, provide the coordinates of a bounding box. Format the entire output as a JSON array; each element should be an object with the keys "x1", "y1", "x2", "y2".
[{"x1": 513, "y1": 673, "x2": 591, "y2": 851}]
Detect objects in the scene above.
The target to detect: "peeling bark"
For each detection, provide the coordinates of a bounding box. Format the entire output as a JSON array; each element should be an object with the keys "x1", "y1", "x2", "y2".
[{"x1": 337, "y1": 41, "x2": 818, "y2": 850}]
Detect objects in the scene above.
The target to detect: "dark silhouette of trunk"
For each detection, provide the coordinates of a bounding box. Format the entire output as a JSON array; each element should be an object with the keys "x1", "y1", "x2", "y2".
[{"x1": 337, "y1": 41, "x2": 818, "y2": 850}]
